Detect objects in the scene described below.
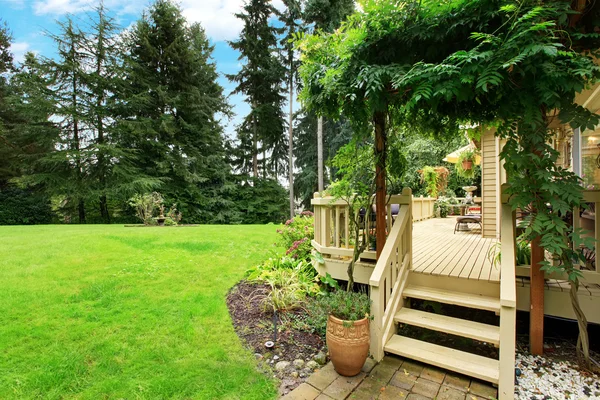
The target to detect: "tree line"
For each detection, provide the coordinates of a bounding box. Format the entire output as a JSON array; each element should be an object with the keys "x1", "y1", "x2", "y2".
[
  {"x1": 0, "y1": 0, "x2": 471, "y2": 225},
  {"x1": 0, "y1": 0, "x2": 360, "y2": 225}
]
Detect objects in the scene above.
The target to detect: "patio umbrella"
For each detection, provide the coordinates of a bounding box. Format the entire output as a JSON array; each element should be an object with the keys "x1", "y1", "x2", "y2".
[{"x1": 443, "y1": 145, "x2": 481, "y2": 165}]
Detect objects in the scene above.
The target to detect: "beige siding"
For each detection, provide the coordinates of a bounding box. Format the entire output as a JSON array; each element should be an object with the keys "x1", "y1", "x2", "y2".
[{"x1": 481, "y1": 128, "x2": 498, "y2": 238}]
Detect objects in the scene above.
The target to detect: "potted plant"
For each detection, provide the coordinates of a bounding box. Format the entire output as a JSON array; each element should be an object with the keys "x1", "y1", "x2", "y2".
[
  {"x1": 325, "y1": 141, "x2": 374, "y2": 376},
  {"x1": 458, "y1": 149, "x2": 475, "y2": 170},
  {"x1": 323, "y1": 289, "x2": 371, "y2": 376},
  {"x1": 456, "y1": 149, "x2": 479, "y2": 179}
]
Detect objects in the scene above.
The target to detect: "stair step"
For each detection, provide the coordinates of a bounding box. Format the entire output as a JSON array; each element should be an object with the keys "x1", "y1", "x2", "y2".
[
  {"x1": 403, "y1": 285, "x2": 501, "y2": 313},
  {"x1": 385, "y1": 335, "x2": 499, "y2": 384},
  {"x1": 394, "y1": 308, "x2": 500, "y2": 346}
]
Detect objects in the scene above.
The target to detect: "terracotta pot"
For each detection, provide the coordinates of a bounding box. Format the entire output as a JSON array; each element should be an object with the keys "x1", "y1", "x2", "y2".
[
  {"x1": 326, "y1": 314, "x2": 370, "y2": 376},
  {"x1": 462, "y1": 160, "x2": 473, "y2": 170}
]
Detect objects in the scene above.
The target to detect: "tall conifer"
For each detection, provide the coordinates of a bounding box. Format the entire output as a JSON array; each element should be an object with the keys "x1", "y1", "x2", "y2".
[{"x1": 228, "y1": 0, "x2": 286, "y2": 181}]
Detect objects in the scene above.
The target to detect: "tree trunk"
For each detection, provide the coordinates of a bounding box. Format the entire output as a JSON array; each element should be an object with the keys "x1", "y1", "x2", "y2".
[
  {"x1": 374, "y1": 111, "x2": 387, "y2": 258},
  {"x1": 252, "y1": 104, "x2": 258, "y2": 180},
  {"x1": 100, "y1": 194, "x2": 110, "y2": 223},
  {"x1": 530, "y1": 236, "x2": 544, "y2": 355},
  {"x1": 288, "y1": 81, "x2": 294, "y2": 218},
  {"x1": 569, "y1": 279, "x2": 591, "y2": 369},
  {"x1": 317, "y1": 116, "x2": 324, "y2": 191},
  {"x1": 78, "y1": 198, "x2": 86, "y2": 224}
]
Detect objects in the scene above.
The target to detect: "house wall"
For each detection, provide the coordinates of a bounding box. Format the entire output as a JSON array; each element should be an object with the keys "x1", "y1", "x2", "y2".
[{"x1": 481, "y1": 128, "x2": 499, "y2": 238}]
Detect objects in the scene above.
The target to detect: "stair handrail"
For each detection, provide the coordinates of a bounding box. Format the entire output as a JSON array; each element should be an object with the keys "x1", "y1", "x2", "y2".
[
  {"x1": 369, "y1": 188, "x2": 413, "y2": 361},
  {"x1": 498, "y1": 184, "x2": 517, "y2": 400}
]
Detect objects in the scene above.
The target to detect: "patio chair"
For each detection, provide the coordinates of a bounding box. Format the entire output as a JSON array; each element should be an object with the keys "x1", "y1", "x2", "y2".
[{"x1": 454, "y1": 214, "x2": 482, "y2": 234}]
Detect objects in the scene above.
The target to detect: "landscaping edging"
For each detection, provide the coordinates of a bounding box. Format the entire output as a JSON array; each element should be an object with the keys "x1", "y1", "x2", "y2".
[{"x1": 226, "y1": 281, "x2": 328, "y2": 396}]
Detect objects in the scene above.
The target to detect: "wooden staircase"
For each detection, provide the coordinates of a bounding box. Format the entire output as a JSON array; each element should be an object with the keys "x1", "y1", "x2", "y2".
[
  {"x1": 384, "y1": 277, "x2": 502, "y2": 384},
  {"x1": 364, "y1": 190, "x2": 516, "y2": 400}
]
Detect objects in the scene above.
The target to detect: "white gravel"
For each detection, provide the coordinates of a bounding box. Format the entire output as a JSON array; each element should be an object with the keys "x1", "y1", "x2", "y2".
[{"x1": 515, "y1": 353, "x2": 600, "y2": 399}]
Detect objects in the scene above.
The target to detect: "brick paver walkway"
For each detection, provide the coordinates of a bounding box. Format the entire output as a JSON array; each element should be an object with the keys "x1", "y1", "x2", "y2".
[{"x1": 281, "y1": 355, "x2": 498, "y2": 400}]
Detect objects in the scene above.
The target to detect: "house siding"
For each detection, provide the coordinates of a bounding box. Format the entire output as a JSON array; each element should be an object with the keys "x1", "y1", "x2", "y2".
[{"x1": 481, "y1": 128, "x2": 498, "y2": 238}]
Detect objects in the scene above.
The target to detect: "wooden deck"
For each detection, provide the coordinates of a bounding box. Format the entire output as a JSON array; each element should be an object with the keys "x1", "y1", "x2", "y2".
[{"x1": 412, "y1": 217, "x2": 500, "y2": 282}]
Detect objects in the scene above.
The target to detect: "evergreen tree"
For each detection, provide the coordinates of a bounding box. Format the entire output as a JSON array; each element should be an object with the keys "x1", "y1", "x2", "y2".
[
  {"x1": 294, "y1": 111, "x2": 352, "y2": 208},
  {"x1": 303, "y1": 0, "x2": 354, "y2": 191},
  {"x1": 0, "y1": 21, "x2": 15, "y2": 184},
  {"x1": 228, "y1": 0, "x2": 286, "y2": 181},
  {"x1": 27, "y1": 18, "x2": 91, "y2": 223},
  {"x1": 120, "y1": 0, "x2": 232, "y2": 223},
  {"x1": 279, "y1": 0, "x2": 304, "y2": 217},
  {"x1": 84, "y1": 3, "x2": 122, "y2": 222}
]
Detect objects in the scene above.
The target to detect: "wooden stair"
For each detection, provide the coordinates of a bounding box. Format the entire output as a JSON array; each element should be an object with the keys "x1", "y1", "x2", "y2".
[{"x1": 385, "y1": 282, "x2": 502, "y2": 385}]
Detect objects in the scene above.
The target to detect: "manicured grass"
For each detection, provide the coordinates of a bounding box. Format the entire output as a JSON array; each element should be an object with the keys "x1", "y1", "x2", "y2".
[{"x1": 0, "y1": 224, "x2": 281, "y2": 399}]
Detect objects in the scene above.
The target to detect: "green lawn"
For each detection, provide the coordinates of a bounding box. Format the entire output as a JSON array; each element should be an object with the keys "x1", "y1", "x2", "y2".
[{"x1": 0, "y1": 224, "x2": 280, "y2": 399}]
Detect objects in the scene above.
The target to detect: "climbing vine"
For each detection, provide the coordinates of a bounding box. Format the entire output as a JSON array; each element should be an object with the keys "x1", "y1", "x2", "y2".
[{"x1": 298, "y1": 0, "x2": 600, "y2": 367}]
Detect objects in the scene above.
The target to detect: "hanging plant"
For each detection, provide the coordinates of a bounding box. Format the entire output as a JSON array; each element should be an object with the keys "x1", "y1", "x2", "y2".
[
  {"x1": 456, "y1": 149, "x2": 478, "y2": 179},
  {"x1": 420, "y1": 166, "x2": 439, "y2": 198},
  {"x1": 419, "y1": 166, "x2": 449, "y2": 198}
]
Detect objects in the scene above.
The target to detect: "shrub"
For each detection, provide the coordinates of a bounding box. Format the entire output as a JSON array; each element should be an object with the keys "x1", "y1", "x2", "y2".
[
  {"x1": 276, "y1": 211, "x2": 315, "y2": 260},
  {"x1": 434, "y1": 196, "x2": 453, "y2": 218},
  {"x1": 128, "y1": 192, "x2": 182, "y2": 225},
  {"x1": 303, "y1": 289, "x2": 371, "y2": 337},
  {"x1": 246, "y1": 256, "x2": 319, "y2": 312},
  {"x1": 0, "y1": 186, "x2": 54, "y2": 225}
]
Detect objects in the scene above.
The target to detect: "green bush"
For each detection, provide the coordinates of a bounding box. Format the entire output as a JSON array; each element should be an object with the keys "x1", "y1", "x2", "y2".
[
  {"x1": 434, "y1": 196, "x2": 455, "y2": 218},
  {"x1": 0, "y1": 186, "x2": 54, "y2": 225},
  {"x1": 246, "y1": 256, "x2": 319, "y2": 311},
  {"x1": 302, "y1": 289, "x2": 371, "y2": 337},
  {"x1": 276, "y1": 211, "x2": 315, "y2": 260}
]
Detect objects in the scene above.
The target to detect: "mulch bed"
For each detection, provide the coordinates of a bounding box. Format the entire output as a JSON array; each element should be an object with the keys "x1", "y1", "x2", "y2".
[{"x1": 227, "y1": 281, "x2": 326, "y2": 394}]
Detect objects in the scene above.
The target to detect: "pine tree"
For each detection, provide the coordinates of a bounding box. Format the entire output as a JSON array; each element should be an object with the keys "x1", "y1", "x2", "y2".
[
  {"x1": 294, "y1": 111, "x2": 352, "y2": 208},
  {"x1": 38, "y1": 18, "x2": 91, "y2": 223},
  {"x1": 303, "y1": 0, "x2": 354, "y2": 191},
  {"x1": 0, "y1": 21, "x2": 15, "y2": 184},
  {"x1": 84, "y1": 2, "x2": 122, "y2": 222},
  {"x1": 279, "y1": 0, "x2": 304, "y2": 217},
  {"x1": 228, "y1": 0, "x2": 286, "y2": 181},
  {"x1": 120, "y1": 0, "x2": 232, "y2": 222}
]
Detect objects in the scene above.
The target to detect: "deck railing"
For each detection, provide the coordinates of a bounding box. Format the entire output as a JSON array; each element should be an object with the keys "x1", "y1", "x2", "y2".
[
  {"x1": 498, "y1": 186, "x2": 517, "y2": 400},
  {"x1": 311, "y1": 192, "x2": 432, "y2": 261},
  {"x1": 515, "y1": 189, "x2": 600, "y2": 284},
  {"x1": 369, "y1": 188, "x2": 413, "y2": 361}
]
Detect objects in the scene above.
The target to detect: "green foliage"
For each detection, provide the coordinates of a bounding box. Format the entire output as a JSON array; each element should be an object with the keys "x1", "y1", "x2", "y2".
[
  {"x1": 312, "y1": 289, "x2": 371, "y2": 322},
  {"x1": 276, "y1": 211, "x2": 315, "y2": 260},
  {"x1": 119, "y1": 0, "x2": 232, "y2": 224},
  {"x1": 298, "y1": 0, "x2": 600, "y2": 284},
  {"x1": 421, "y1": 166, "x2": 438, "y2": 198},
  {"x1": 455, "y1": 149, "x2": 478, "y2": 179},
  {"x1": 233, "y1": 178, "x2": 290, "y2": 224},
  {"x1": 246, "y1": 256, "x2": 320, "y2": 311},
  {"x1": 329, "y1": 138, "x2": 376, "y2": 289},
  {"x1": 488, "y1": 234, "x2": 533, "y2": 267},
  {"x1": 434, "y1": 196, "x2": 453, "y2": 218},
  {"x1": 128, "y1": 192, "x2": 181, "y2": 226},
  {"x1": 228, "y1": 0, "x2": 287, "y2": 179},
  {"x1": 0, "y1": 185, "x2": 54, "y2": 225},
  {"x1": 293, "y1": 112, "x2": 353, "y2": 208}
]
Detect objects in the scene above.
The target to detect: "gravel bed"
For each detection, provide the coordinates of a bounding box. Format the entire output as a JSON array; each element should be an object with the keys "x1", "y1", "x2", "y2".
[{"x1": 515, "y1": 353, "x2": 600, "y2": 399}]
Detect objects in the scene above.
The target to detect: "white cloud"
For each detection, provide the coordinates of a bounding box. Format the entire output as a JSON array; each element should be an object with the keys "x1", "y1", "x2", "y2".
[
  {"x1": 4, "y1": 0, "x2": 26, "y2": 9},
  {"x1": 9, "y1": 41, "x2": 34, "y2": 63},
  {"x1": 179, "y1": 0, "x2": 244, "y2": 42},
  {"x1": 33, "y1": 0, "x2": 92, "y2": 15},
  {"x1": 32, "y1": 0, "x2": 285, "y2": 42}
]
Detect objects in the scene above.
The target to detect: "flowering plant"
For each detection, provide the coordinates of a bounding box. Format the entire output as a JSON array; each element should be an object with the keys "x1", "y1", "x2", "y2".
[{"x1": 276, "y1": 211, "x2": 315, "y2": 260}]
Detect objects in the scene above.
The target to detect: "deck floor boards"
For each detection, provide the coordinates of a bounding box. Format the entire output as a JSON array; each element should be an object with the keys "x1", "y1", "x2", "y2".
[{"x1": 411, "y1": 217, "x2": 500, "y2": 282}]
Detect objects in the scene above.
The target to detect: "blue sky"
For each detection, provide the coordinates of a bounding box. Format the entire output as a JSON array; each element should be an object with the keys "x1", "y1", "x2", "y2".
[{"x1": 2, "y1": 0, "x2": 287, "y2": 138}]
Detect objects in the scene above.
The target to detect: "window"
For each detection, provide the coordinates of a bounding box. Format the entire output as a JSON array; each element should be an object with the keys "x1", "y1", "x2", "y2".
[{"x1": 581, "y1": 125, "x2": 600, "y2": 189}]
